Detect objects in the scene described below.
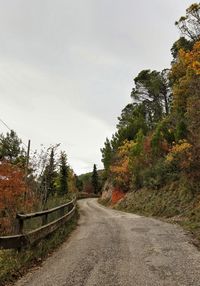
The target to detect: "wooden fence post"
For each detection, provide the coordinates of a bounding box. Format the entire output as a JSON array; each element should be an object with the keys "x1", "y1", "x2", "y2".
[
  {"x1": 42, "y1": 214, "x2": 48, "y2": 226},
  {"x1": 18, "y1": 218, "x2": 24, "y2": 234},
  {"x1": 60, "y1": 207, "x2": 64, "y2": 218}
]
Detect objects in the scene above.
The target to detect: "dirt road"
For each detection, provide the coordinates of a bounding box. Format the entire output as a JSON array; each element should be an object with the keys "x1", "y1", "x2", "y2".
[{"x1": 15, "y1": 198, "x2": 200, "y2": 286}]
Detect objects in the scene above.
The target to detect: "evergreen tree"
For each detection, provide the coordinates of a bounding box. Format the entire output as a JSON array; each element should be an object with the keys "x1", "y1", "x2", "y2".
[
  {"x1": 41, "y1": 148, "x2": 56, "y2": 206},
  {"x1": 48, "y1": 148, "x2": 56, "y2": 195},
  {"x1": 171, "y1": 37, "x2": 193, "y2": 60},
  {"x1": 59, "y1": 151, "x2": 68, "y2": 196},
  {"x1": 91, "y1": 164, "x2": 99, "y2": 194},
  {"x1": 101, "y1": 138, "x2": 112, "y2": 175},
  {"x1": 131, "y1": 69, "x2": 171, "y2": 127},
  {"x1": 0, "y1": 130, "x2": 25, "y2": 164}
]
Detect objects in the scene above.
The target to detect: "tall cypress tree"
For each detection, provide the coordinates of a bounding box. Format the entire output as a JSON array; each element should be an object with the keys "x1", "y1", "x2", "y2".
[
  {"x1": 59, "y1": 151, "x2": 68, "y2": 196},
  {"x1": 91, "y1": 164, "x2": 99, "y2": 194}
]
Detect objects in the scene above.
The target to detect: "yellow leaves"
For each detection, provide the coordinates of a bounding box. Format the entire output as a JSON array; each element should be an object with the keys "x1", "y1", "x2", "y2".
[
  {"x1": 171, "y1": 41, "x2": 200, "y2": 113},
  {"x1": 109, "y1": 137, "x2": 145, "y2": 190},
  {"x1": 179, "y1": 41, "x2": 200, "y2": 75},
  {"x1": 166, "y1": 140, "x2": 192, "y2": 163},
  {"x1": 110, "y1": 156, "x2": 129, "y2": 175},
  {"x1": 191, "y1": 60, "x2": 200, "y2": 75},
  {"x1": 118, "y1": 140, "x2": 136, "y2": 156},
  {"x1": 109, "y1": 140, "x2": 135, "y2": 189}
]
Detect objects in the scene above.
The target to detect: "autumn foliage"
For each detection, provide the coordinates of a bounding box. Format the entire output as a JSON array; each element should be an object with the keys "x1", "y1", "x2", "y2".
[
  {"x1": 0, "y1": 161, "x2": 31, "y2": 234},
  {"x1": 110, "y1": 140, "x2": 132, "y2": 191},
  {"x1": 180, "y1": 41, "x2": 200, "y2": 75},
  {"x1": 111, "y1": 187, "x2": 125, "y2": 204},
  {"x1": 101, "y1": 4, "x2": 200, "y2": 197}
]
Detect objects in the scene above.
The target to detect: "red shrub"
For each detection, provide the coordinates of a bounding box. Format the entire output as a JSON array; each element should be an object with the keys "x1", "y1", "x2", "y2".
[
  {"x1": 111, "y1": 187, "x2": 125, "y2": 204},
  {"x1": 0, "y1": 161, "x2": 34, "y2": 234}
]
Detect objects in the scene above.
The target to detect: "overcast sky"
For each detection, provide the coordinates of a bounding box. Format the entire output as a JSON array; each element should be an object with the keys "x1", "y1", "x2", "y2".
[{"x1": 0, "y1": 0, "x2": 195, "y2": 174}]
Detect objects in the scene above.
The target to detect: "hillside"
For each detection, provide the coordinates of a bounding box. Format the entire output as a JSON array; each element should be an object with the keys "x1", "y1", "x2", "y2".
[{"x1": 100, "y1": 3, "x2": 200, "y2": 244}]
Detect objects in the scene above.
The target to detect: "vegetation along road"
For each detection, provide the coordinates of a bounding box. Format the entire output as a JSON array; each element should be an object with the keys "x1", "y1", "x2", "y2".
[{"x1": 15, "y1": 199, "x2": 200, "y2": 286}]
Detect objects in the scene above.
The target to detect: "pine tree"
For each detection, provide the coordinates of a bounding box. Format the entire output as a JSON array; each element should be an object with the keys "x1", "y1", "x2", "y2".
[
  {"x1": 41, "y1": 148, "x2": 56, "y2": 207},
  {"x1": 48, "y1": 148, "x2": 56, "y2": 195},
  {"x1": 0, "y1": 130, "x2": 25, "y2": 164},
  {"x1": 101, "y1": 138, "x2": 112, "y2": 175},
  {"x1": 91, "y1": 164, "x2": 99, "y2": 194},
  {"x1": 59, "y1": 151, "x2": 68, "y2": 196}
]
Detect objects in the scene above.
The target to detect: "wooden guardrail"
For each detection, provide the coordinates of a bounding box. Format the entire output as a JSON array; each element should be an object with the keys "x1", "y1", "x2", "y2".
[
  {"x1": 0, "y1": 194, "x2": 100, "y2": 250},
  {"x1": 0, "y1": 198, "x2": 76, "y2": 250}
]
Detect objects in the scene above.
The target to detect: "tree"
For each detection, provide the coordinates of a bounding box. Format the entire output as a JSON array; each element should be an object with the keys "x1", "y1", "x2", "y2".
[
  {"x1": 171, "y1": 37, "x2": 193, "y2": 60},
  {"x1": 79, "y1": 173, "x2": 93, "y2": 193},
  {"x1": 101, "y1": 138, "x2": 112, "y2": 175},
  {"x1": 74, "y1": 174, "x2": 83, "y2": 192},
  {"x1": 0, "y1": 161, "x2": 34, "y2": 234},
  {"x1": 187, "y1": 93, "x2": 200, "y2": 180},
  {"x1": 101, "y1": 103, "x2": 148, "y2": 167},
  {"x1": 48, "y1": 148, "x2": 56, "y2": 194},
  {"x1": 99, "y1": 2, "x2": 200, "y2": 199},
  {"x1": 59, "y1": 151, "x2": 68, "y2": 196},
  {"x1": 0, "y1": 130, "x2": 25, "y2": 164},
  {"x1": 110, "y1": 140, "x2": 134, "y2": 192},
  {"x1": 175, "y1": 3, "x2": 200, "y2": 41},
  {"x1": 160, "y1": 69, "x2": 171, "y2": 115},
  {"x1": 117, "y1": 103, "x2": 148, "y2": 136},
  {"x1": 40, "y1": 148, "x2": 57, "y2": 205},
  {"x1": 131, "y1": 69, "x2": 171, "y2": 128},
  {"x1": 170, "y1": 41, "x2": 200, "y2": 114},
  {"x1": 91, "y1": 164, "x2": 99, "y2": 194}
]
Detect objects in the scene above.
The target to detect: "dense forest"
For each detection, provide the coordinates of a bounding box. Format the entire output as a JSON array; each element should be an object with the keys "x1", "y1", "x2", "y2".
[{"x1": 100, "y1": 3, "x2": 200, "y2": 238}]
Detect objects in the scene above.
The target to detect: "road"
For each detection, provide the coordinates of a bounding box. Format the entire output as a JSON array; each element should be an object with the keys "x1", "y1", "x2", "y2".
[{"x1": 15, "y1": 198, "x2": 200, "y2": 286}]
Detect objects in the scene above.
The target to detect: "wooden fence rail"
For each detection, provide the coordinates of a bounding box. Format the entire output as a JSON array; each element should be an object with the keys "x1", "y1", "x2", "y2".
[{"x1": 0, "y1": 198, "x2": 76, "y2": 250}]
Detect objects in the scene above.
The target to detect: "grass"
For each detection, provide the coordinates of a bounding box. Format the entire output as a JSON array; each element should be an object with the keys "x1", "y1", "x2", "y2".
[
  {"x1": 0, "y1": 209, "x2": 79, "y2": 286},
  {"x1": 44, "y1": 194, "x2": 74, "y2": 210}
]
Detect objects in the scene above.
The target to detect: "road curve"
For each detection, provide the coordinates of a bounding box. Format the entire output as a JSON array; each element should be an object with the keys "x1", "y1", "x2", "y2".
[{"x1": 15, "y1": 198, "x2": 200, "y2": 286}]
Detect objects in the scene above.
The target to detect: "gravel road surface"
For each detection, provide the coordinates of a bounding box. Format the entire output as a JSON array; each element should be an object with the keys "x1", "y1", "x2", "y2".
[{"x1": 15, "y1": 198, "x2": 200, "y2": 286}]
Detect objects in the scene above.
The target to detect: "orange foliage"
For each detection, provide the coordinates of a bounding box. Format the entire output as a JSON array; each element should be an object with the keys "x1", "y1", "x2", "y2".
[
  {"x1": 166, "y1": 140, "x2": 192, "y2": 171},
  {"x1": 0, "y1": 161, "x2": 32, "y2": 234},
  {"x1": 179, "y1": 41, "x2": 200, "y2": 75},
  {"x1": 110, "y1": 140, "x2": 134, "y2": 190},
  {"x1": 171, "y1": 41, "x2": 200, "y2": 112},
  {"x1": 111, "y1": 187, "x2": 125, "y2": 204}
]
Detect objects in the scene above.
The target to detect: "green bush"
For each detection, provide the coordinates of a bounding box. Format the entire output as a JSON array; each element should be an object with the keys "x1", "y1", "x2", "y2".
[{"x1": 142, "y1": 159, "x2": 178, "y2": 189}]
